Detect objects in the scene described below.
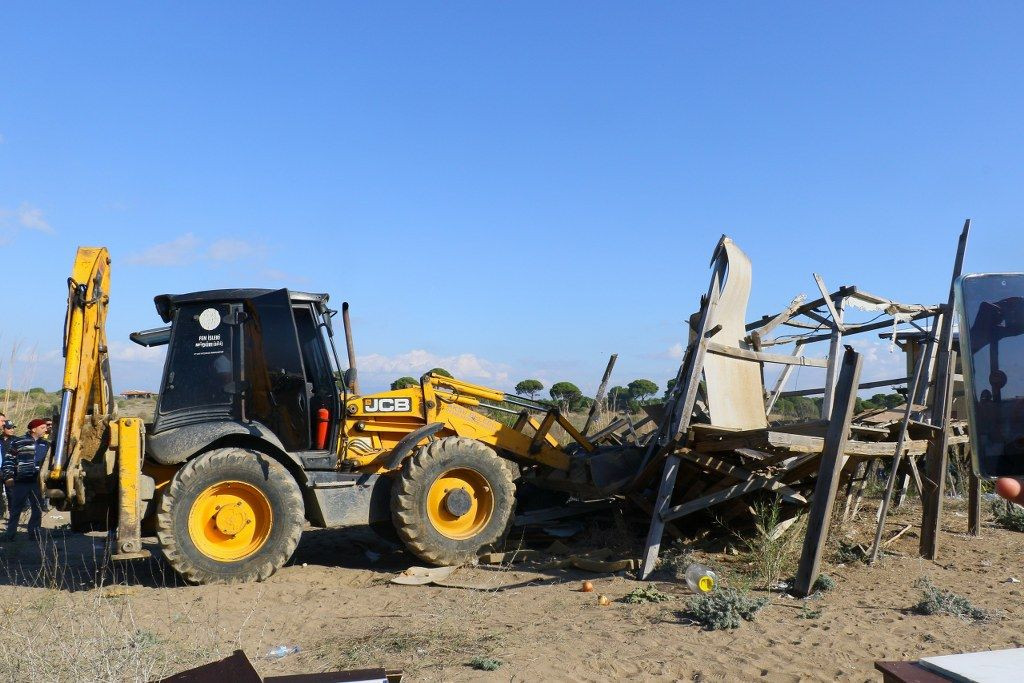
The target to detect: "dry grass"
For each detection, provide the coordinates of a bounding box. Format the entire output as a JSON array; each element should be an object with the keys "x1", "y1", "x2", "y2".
[{"x1": 0, "y1": 533, "x2": 263, "y2": 683}]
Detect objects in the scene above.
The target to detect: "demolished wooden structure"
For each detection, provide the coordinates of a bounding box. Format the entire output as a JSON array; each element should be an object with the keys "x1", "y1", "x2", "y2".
[{"x1": 631, "y1": 222, "x2": 973, "y2": 590}]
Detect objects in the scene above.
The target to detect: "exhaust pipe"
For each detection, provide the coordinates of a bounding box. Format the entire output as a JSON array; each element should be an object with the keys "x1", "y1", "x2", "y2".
[{"x1": 342, "y1": 302, "x2": 360, "y2": 395}]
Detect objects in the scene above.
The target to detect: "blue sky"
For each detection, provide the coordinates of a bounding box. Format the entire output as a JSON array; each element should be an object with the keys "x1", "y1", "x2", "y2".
[{"x1": 1, "y1": 3, "x2": 1023, "y2": 397}]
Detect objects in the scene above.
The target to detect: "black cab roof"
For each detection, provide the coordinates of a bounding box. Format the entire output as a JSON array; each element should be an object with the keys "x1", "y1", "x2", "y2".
[{"x1": 154, "y1": 289, "x2": 330, "y2": 323}]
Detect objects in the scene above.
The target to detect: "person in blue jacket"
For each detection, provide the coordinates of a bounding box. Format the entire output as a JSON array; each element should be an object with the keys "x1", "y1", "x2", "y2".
[{"x1": 1, "y1": 418, "x2": 51, "y2": 541}]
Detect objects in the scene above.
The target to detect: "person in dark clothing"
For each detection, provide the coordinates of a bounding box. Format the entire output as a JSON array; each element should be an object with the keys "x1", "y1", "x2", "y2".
[
  {"x1": 0, "y1": 420, "x2": 15, "y2": 519},
  {"x1": 0, "y1": 419, "x2": 16, "y2": 454},
  {"x1": 1, "y1": 418, "x2": 50, "y2": 541}
]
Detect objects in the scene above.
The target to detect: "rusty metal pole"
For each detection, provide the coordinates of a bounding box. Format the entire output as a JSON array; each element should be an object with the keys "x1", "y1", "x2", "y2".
[{"x1": 342, "y1": 302, "x2": 360, "y2": 395}]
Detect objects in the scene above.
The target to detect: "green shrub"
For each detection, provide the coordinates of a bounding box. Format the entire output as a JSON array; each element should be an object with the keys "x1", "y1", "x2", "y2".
[
  {"x1": 623, "y1": 585, "x2": 671, "y2": 604},
  {"x1": 682, "y1": 589, "x2": 769, "y2": 630},
  {"x1": 813, "y1": 574, "x2": 836, "y2": 592},
  {"x1": 991, "y1": 501, "x2": 1024, "y2": 532},
  {"x1": 913, "y1": 578, "x2": 988, "y2": 621},
  {"x1": 469, "y1": 656, "x2": 502, "y2": 671}
]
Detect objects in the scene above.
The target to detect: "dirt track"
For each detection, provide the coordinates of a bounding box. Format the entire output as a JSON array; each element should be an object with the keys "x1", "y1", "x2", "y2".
[{"x1": 0, "y1": 496, "x2": 1022, "y2": 682}]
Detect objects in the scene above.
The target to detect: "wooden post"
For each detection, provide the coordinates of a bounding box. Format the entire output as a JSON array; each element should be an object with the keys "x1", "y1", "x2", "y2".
[
  {"x1": 867, "y1": 346, "x2": 928, "y2": 563},
  {"x1": 639, "y1": 239, "x2": 729, "y2": 579},
  {"x1": 920, "y1": 351, "x2": 958, "y2": 559},
  {"x1": 919, "y1": 220, "x2": 970, "y2": 558},
  {"x1": 820, "y1": 294, "x2": 847, "y2": 418},
  {"x1": 583, "y1": 354, "x2": 617, "y2": 436},
  {"x1": 968, "y1": 469, "x2": 982, "y2": 536},
  {"x1": 793, "y1": 347, "x2": 862, "y2": 598}
]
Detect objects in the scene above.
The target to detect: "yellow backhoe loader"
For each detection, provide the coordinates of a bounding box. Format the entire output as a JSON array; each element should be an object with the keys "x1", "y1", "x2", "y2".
[{"x1": 47, "y1": 247, "x2": 643, "y2": 583}]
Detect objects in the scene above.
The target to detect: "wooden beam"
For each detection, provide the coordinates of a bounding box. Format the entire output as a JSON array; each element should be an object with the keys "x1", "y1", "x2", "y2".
[
  {"x1": 662, "y1": 454, "x2": 816, "y2": 522},
  {"x1": 639, "y1": 240, "x2": 729, "y2": 579},
  {"x1": 813, "y1": 273, "x2": 846, "y2": 332},
  {"x1": 679, "y1": 452, "x2": 807, "y2": 505},
  {"x1": 583, "y1": 353, "x2": 617, "y2": 436},
  {"x1": 920, "y1": 219, "x2": 970, "y2": 559},
  {"x1": 920, "y1": 351, "x2": 958, "y2": 559},
  {"x1": 706, "y1": 342, "x2": 829, "y2": 367},
  {"x1": 640, "y1": 453, "x2": 681, "y2": 578},
  {"x1": 694, "y1": 429, "x2": 928, "y2": 457},
  {"x1": 793, "y1": 347, "x2": 863, "y2": 598},
  {"x1": 968, "y1": 470, "x2": 981, "y2": 536},
  {"x1": 820, "y1": 296, "x2": 847, "y2": 418},
  {"x1": 780, "y1": 376, "x2": 911, "y2": 398}
]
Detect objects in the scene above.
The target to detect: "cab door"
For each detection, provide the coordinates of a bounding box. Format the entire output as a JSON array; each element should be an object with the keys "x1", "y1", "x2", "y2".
[{"x1": 244, "y1": 289, "x2": 310, "y2": 451}]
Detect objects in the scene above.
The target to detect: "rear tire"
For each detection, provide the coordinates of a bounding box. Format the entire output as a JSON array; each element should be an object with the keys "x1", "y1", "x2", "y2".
[
  {"x1": 391, "y1": 437, "x2": 516, "y2": 565},
  {"x1": 155, "y1": 448, "x2": 304, "y2": 584}
]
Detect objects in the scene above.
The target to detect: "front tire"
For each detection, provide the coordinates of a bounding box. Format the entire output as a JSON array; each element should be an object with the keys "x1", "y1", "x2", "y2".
[
  {"x1": 155, "y1": 448, "x2": 304, "y2": 584},
  {"x1": 391, "y1": 437, "x2": 516, "y2": 565}
]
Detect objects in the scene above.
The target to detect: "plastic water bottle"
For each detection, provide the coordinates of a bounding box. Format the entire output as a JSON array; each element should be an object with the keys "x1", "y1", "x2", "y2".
[
  {"x1": 684, "y1": 563, "x2": 717, "y2": 593},
  {"x1": 266, "y1": 645, "x2": 300, "y2": 659}
]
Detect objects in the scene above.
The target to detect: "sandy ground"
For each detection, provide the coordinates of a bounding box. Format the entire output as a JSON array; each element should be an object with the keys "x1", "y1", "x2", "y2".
[{"x1": 0, "y1": 495, "x2": 1021, "y2": 682}]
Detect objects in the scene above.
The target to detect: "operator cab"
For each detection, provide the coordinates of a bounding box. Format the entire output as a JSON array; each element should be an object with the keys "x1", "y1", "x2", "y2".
[{"x1": 131, "y1": 288, "x2": 345, "y2": 455}]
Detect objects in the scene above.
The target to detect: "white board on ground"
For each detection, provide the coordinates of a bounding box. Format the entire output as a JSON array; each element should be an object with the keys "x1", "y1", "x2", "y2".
[{"x1": 919, "y1": 647, "x2": 1024, "y2": 683}]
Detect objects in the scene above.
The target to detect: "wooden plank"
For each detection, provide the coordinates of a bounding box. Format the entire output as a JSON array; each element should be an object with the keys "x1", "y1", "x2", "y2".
[
  {"x1": 678, "y1": 452, "x2": 807, "y2": 504},
  {"x1": 706, "y1": 342, "x2": 829, "y2": 367},
  {"x1": 639, "y1": 454, "x2": 681, "y2": 578},
  {"x1": 582, "y1": 353, "x2": 617, "y2": 436},
  {"x1": 662, "y1": 454, "x2": 817, "y2": 522},
  {"x1": 780, "y1": 376, "x2": 911, "y2": 398},
  {"x1": 793, "y1": 347, "x2": 863, "y2": 598},
  {"x1": 694, "y1": 429, "x2": 928, "y2": 457},
  {"x1": 747, "y1": 294, "x2": 807, "y2": 337}
]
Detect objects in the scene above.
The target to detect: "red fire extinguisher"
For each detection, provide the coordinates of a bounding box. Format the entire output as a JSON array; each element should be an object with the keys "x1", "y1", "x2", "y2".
[{"x1": 315, "y1": 408, "x2": 330, "y2": 449}]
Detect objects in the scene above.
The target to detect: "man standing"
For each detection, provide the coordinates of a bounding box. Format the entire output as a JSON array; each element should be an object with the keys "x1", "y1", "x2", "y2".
[{"x1": 1, "y1": 418, "x2": 50, "y2": 541}]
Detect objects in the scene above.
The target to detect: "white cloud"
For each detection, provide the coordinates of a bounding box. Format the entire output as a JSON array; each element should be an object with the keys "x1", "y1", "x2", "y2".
[
  {"x1": 207, "y1": 238, "x2": 267, "y2": 262},
  {"x1": 127, "y1": 233, "x2": 202, "y2": 266},
  {"x1": 128, "y1": 234, "x2": 271, "y2": 268},
  {"x1": 17, "y1": 203, "x2": 53, "y2": 233},
  {"x1": 359, "y1": 349, "x2": 510, "y2": 384},
  {"x1": 0, "y1": 203, "x2": 55, "y2": 244},
  {"x1": 107, "y1": 340, "x2": 166, "y2": 364}
]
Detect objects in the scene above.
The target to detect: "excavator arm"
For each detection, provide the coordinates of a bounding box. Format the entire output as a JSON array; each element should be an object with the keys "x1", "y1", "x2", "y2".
[
  {"x1": 50, "y1": 246, "x2": 114, "y2": 488},
  {"x1": 50, "y1": 247, "x2": 149, "y2": 559}
]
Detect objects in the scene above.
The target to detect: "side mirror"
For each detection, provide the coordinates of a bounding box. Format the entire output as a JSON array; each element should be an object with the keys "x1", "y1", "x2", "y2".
[
  {"x1": 323, "y1": 307, "x2": 337, "y2": 337},
  {"x1": 343, "y1": 368, "x2": 358, "y2": 392}
]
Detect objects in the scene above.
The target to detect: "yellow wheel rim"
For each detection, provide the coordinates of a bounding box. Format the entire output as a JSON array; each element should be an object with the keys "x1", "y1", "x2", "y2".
[
  {"x1": 425, "y1": 468, "x2": 494, "y2": 540},
  {"x1": 188, "y1": 481, "x2": 273, "y2": 561}
]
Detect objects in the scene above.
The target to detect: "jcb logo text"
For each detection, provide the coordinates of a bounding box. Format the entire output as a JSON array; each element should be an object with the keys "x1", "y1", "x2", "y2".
[{"x1": 364, "y1": 398, "x2": 412, "y2": 413}]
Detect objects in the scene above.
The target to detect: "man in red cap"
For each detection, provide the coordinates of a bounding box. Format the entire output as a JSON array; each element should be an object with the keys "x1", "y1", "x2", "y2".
[{"x1": 1, "y1": 418, "x2": 51, "y2": 541}]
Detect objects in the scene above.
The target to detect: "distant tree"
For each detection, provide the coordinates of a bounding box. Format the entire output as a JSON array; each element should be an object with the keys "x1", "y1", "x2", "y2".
[
  {"x1": 390, "y1": 376, "x2": 418, "y2": 390},
  {"x1": 515, "y1": 379, "x2": 544, "y2": 399},
  {"x1": 883, "y1": 393, "x2": 904, "y2": 409},
  {"x1": 28, "y1": 387, "x2": 47, "y2": 396},
  {"x1": 427, "y1": 367, "x2": 453, "y2": 378},
  {"x1": 664, "y1": 378, "x2": 677, "y2": 399},
  {"x1": 550, "y1": 381, "x2": 582, "y2": 411},
  {"x1": 607, "y1": 385, "x2": 629, "y2": 411},
  {"x1": 628, "y1": 379, "x2": 659, "y2": 404}
]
